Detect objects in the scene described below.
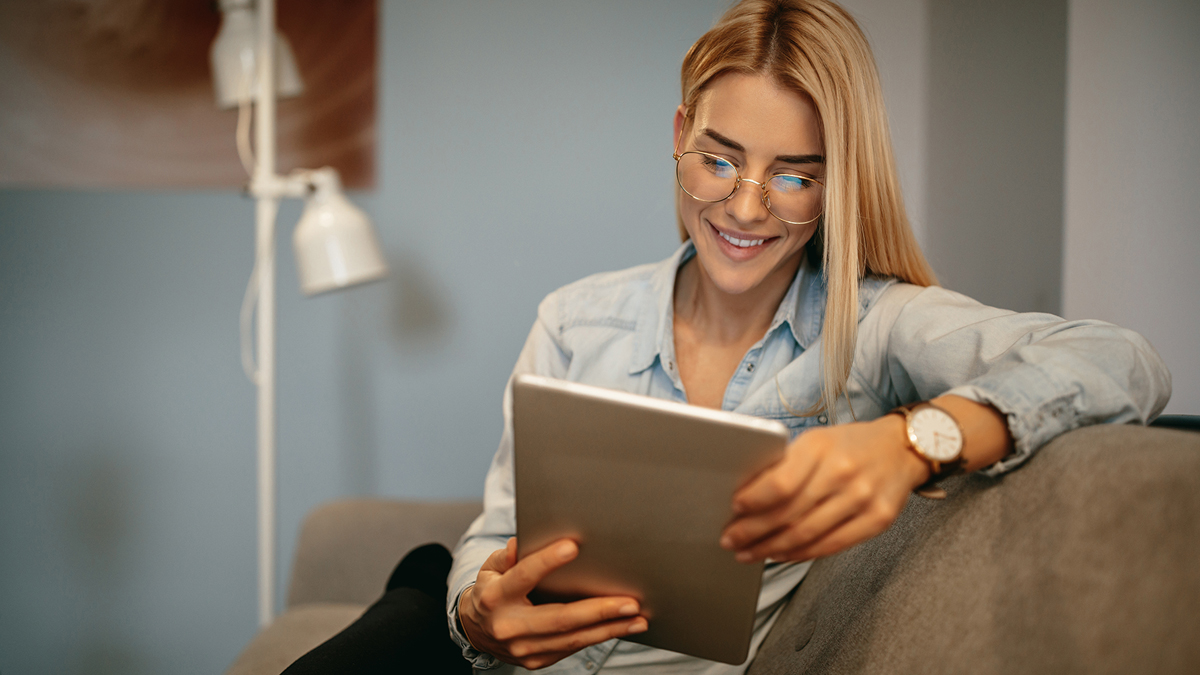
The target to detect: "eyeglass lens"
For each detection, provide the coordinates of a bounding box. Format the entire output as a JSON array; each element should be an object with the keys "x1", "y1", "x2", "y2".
[{"x1": 676, "y1": 151, "x2": 821, "y2": 225}]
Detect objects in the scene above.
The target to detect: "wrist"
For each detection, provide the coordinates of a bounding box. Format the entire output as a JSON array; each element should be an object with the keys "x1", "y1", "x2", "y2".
[
  {"x1": 458, "y1": 586, "x2": 483, "y2": 650},
  {"x1": 876, "y1": 413, "x2": 931, "y2": 489}
]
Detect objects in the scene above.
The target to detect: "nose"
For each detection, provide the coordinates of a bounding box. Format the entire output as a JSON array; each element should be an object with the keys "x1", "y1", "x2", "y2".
[{"x1": 724, "y1": 177, "x2": 771, "y2": 225}]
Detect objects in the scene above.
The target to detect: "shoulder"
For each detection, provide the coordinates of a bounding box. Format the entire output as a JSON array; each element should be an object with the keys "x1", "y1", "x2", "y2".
[
  {"x1": 535, "y1": 259, "x2": 665, "y2": 337},
  {"x1": 864, "y1": 281, "x2": 1007, "y2": 322},
  {"x1": 888, "y1": 284, "x2": 1017, "y2": 340},
  {"x1": 525, "y1": 245, "x2": 684, "y2": 376},
  {"x1": 855, "y1": 280, "x2": 979, "y2": 352}
]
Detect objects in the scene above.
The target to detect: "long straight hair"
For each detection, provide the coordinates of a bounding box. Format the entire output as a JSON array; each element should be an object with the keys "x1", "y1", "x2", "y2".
[{"x1": 678, "y1": 0, "x2": 938, "y2": 417}]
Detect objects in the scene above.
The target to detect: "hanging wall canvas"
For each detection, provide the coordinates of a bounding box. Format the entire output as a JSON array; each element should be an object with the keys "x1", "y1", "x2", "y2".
[{"x1": 0, "y1": 0, "x2": 376, "y2": 189}]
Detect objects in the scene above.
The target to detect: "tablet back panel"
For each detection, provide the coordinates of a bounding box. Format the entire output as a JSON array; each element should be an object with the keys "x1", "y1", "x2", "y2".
[{"x1": 512, "y1": 374, "x2": 788, "y2": 665}]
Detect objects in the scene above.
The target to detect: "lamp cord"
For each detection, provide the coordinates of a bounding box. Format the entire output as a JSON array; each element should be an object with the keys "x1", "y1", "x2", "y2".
[{"x1": 236, "y1": 69, "x2": 256, "y2": 177}]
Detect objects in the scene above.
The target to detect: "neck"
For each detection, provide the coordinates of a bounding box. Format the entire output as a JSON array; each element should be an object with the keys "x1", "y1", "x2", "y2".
[{"x1": 674, "y1": 251, "x2": 802, "y2": 346}]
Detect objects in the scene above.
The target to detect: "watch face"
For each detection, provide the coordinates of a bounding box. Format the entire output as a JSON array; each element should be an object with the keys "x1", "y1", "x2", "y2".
[{"x1": 909, "y1": 407, "x2": 963, "y2": 462}]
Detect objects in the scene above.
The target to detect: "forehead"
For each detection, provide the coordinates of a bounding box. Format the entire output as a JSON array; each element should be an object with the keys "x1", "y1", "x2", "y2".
[{"x1": 692, "y1": 73, "x2": 823, "y2": 155}]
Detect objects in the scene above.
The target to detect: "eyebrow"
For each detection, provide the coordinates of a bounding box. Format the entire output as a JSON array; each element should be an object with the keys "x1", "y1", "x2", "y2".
[{"x1": 701, "y1": 128, "x2": 825, "y2": 165}]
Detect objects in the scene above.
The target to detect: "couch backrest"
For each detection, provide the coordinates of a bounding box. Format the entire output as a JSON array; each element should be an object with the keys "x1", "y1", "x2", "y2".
[
  {"x1": 748, "y1": 424, "x2": 1200, "y2": 675},
  {"x1": 286, "y1": 499, "x2": 481, "y2": 607}
]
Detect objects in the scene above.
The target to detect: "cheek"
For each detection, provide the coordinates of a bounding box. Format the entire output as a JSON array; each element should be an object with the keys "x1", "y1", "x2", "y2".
[
  {"x1": 678, "y1": 197, "x2": 709, "y2": 236},
  {"x1": 788, "y1": 222, "x2": 818, "y2": 244}
]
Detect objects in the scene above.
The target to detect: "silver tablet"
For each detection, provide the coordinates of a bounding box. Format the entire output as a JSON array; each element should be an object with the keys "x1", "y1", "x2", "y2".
[{"x1": 512, "y1": 374, "x2": 789, "y2": 665}]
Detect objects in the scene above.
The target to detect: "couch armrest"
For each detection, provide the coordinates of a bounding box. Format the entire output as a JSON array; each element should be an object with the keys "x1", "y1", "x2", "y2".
[{"x1": 285, "y1": 499, "x2": 481, "y2": 608}]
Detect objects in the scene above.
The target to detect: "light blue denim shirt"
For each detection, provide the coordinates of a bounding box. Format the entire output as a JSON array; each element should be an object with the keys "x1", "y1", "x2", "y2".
[{"x1": 447, "y1": 242, "x2": 1170, "y2": 674}]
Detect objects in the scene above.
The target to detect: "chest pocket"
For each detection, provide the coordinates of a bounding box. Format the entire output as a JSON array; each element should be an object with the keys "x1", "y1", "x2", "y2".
[{"x1": 740, "y1": 367, "x2": 828, "y2": 440}]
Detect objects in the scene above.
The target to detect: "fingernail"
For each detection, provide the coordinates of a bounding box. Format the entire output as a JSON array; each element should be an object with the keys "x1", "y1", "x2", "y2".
[
  {"x1": 628, "y1": 619, "x2": 648, "y2": 634},
  {"x1": 558, "y1": 542, "x2": 576, "y2": 560},
  {"x1": 719, "y1": 535, "x2": 734, "y2": 550},
  {"x1": 619, "y1": 603, "x2": 638, "y2": 616}
]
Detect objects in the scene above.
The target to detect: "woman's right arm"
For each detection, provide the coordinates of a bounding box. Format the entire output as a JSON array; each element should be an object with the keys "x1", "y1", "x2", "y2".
[{"x1": 446, "y1": 310, "x2": 646, "y2": 669}]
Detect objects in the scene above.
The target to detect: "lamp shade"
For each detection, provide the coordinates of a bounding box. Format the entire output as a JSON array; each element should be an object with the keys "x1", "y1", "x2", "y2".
[
  {"x1": 210, "y1": 0, "x2": 303, "y2": 109},
  {"x1": 293, "y1": 168, "x2": 389, "y2": 296}
]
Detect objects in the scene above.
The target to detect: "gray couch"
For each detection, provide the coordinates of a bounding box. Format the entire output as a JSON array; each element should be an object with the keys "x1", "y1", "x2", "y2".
[{"x1": 226, "y1": 424, "x2": 1200, "y2": 674}]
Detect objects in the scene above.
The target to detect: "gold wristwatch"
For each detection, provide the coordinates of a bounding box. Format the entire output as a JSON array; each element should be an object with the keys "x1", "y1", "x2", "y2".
[{"x1": 891, "y1": 402, "x2": 966, "y2": 499}]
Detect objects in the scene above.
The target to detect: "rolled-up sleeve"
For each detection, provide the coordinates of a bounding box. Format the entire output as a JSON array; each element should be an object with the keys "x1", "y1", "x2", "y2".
[
  {"x1": 885, "y1": 286, "x2": 1172, "y2": 476},
  {"x1": 446, "y1": 307, "x2": 571, "y2": 668}
]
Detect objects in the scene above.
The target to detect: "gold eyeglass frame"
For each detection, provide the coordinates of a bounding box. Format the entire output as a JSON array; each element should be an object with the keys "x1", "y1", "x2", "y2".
[{"x1": 672, "y1": 148, "x2": 825, "y2": 226}]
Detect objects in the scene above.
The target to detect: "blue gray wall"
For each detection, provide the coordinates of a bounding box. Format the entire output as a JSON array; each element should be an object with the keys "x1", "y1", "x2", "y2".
[{"x1": 0, "y1": 1, "x2": 726, "y2": 672}]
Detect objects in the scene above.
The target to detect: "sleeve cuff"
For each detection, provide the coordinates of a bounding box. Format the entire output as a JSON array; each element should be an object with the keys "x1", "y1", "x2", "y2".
[
  {"x1": 945, "y1": 363, "x2": 1081, "y2": 477},
  {"x1": 447, "y1": 583, "x2": 503, "y2": 670}
]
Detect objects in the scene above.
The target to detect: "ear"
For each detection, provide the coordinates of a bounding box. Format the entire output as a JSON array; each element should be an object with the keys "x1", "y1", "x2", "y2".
[{"x1": 673, "y1": 105, "x2": 687, "y2": 155}]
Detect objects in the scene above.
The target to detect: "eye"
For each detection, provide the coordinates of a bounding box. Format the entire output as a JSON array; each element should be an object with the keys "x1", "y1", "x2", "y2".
[
  {"x1": 768, "y1": 174, "x2": 815, "y2": 194},
  {"x1": 700, "y1": 155, "x2": 737, "y2": 179}
]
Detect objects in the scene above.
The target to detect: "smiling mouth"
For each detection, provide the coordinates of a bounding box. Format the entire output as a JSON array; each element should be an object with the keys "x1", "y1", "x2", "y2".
[{"x1": 713, "y1": 225, "x2": 771, "y2": 248}]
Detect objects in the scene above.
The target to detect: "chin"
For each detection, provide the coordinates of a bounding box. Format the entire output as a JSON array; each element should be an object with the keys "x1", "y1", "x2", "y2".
[
  {"x1": 696, "y1": 258, "x2": 780, "y2": 297},
  {"x1": 695, "y1": 241, "x2": 803, "y2": 295}
]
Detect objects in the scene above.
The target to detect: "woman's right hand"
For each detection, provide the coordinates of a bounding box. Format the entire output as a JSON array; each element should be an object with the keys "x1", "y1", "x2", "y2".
[{"x1": 458, "y1": 537, "x2": 648, "y2": 669}]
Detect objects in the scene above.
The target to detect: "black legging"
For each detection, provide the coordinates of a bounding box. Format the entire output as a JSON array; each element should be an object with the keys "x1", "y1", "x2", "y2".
[{"x1": 282, "y1": 543, "x2": 473, "y2": 674}]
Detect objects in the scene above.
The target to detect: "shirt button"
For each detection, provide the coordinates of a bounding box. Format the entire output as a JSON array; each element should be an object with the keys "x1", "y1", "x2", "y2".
[
  {"x1": 586, "y1": 661, "x2": 596, "y2": 670},
  {"x1": 818, "y1": 414, "x2": 828, "y2": 424},
  {"x1": 746, "y1": 363, "x2": 755, "y2": 372}
]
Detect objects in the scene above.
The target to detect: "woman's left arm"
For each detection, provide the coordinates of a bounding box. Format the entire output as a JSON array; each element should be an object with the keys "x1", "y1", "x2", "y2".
[
  {"x1": 719, "y1": 394, "x2": 1009, "y2": 562},
  {"x1": 721, "y1": 285, "x2": 1171, "y2": 563}
]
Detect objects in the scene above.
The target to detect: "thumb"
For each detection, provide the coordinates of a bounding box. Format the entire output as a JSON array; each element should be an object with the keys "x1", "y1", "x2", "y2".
[
  {"x1": 481, "y1": 541, "x2": 516, "y2": 575},
  {"x1": 506, "y1": 537, "x2": 518, "y2": 568}
]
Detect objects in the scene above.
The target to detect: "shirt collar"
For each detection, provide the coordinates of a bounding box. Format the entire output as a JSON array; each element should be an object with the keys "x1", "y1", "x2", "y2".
[
  {"x1": 786, "y1": 260, "x2": 898, "y2": 349},
  {"x1": 628, "y1": 243, "x2": 897, "y2": 375},
  {"x1": 627, "y1": 242, "x2": 822, "y2": 375},
  {"x1": 628, "y1": 242, "x2": 692, "y2": 375},
  {"x1": 772, "y1": 251, "x2": 821, "y2": 349}
]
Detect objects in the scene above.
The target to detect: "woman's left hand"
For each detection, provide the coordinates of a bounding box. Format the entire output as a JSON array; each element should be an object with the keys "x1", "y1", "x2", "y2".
[{"x1": 720, "y1": 413, "x2": 930, "y2": 563}]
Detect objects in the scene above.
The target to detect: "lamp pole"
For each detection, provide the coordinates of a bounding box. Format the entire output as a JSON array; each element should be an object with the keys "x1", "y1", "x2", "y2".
[
  {"x1": 216, "y1": 0, "x2": 386, "y2": 626},
  {"x1": 253, "y1": 0, "x2": 278, "y2": 628}
]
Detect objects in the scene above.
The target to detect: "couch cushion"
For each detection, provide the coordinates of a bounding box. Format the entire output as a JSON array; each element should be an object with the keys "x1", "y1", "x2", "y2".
[
  {"x1": 225, "y1": 603, "x2": 366, "y2": 675},
  {"x1": 748, "y1": 425, "x2": 1200, "y2": 675},
  {"x1": 287, "y1": 499, "x2": 481, "y2": 607}
]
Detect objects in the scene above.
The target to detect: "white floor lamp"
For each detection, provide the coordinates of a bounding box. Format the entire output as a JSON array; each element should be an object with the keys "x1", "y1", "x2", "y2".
[{"x1": 210, "y1": 0, "x2": 389, "y2": 627}]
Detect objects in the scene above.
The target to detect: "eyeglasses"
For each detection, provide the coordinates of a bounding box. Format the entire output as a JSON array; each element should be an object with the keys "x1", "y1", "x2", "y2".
[{"x1": 673, "y1": 150, "x2": 824, "y2": 226}]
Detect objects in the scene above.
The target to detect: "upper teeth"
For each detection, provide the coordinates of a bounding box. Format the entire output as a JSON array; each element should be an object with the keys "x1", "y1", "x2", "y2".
[{"x1": 718, "y1": 231, "x2": 765, "y2": 248}]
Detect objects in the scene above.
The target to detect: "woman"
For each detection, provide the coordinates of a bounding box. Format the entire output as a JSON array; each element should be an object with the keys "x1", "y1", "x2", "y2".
[
  {"x1": 447, "y1": 0, "x2": 1168, "y2": 672},
  {"x1": 285, "y1": 0, "x2": 1168, "y2": 672}
]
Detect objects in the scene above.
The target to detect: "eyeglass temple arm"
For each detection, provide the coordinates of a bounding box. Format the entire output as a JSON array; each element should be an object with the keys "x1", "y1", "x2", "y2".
[{"x1": 672, "y1": 109, "x2": 691, "y2": 160}]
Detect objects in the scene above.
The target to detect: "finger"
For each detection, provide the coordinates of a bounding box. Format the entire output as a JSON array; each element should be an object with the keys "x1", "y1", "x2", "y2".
[
  {"x1": 512, "y1": 650, "x2": 576, "y2": 671},
  {"x1": 733, "y1": 490, "x2": 862, "y2": 562},
  {"x1": 732, "y1": 448, "x2": 818, "y2": 516},
  {"x1": 506, "y1": 615, "x2": 649, "y2": 663},
  {"x1": 722, "y1": 487, "x2": 824, "y2": 551},
  {"x1": 771, "y1": 508, "x2": 898, "y2": 562},
  {"x1": 723, "y1": 460, "x2": 839, "y2": 550},
  {"x1": 502, "y1": 596, "x2": 642, "y2": 639},
  {"x1": 498, "y1": 539, "x2": 578, "y2": 598},
  {"x1": 747, "y1": 489, "x2": 902, "y2": 563},
  {"x1": 721, "y1": 503, "x2": 790, "y2": 552}
]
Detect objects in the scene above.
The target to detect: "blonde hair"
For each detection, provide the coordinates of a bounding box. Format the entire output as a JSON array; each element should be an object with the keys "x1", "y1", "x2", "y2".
[{"x1": 678, "y1": 0, "x2": 937, "y2": 417}]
